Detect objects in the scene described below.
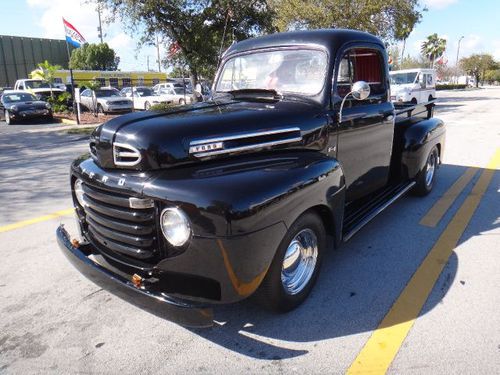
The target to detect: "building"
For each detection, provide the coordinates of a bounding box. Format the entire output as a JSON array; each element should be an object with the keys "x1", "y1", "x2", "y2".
[{"x1": 0, "y1": 35, "x2": 74, "y2": 87}]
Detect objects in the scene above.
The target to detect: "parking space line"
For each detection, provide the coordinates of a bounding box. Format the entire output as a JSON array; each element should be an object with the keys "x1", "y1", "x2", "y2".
[
  {"x1": 347, "y1": 148, "x2": 500, "y2": 375},
  {"x1": 0, "y1": 208, "x2": 74, "y2": 233},
  {"x1": 420, "y1": 167, "x2": 478, "y2": 227}
]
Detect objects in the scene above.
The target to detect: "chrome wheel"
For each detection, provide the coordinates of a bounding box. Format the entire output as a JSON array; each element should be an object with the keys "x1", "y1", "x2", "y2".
[
  {"x1": 281, "y1": 228, "x2": 318, "y2": 295},
  {"x1": 5, "y1": 110, "x2": 11, "y2": 125},
  {"x1": 425, "y1": 151, "x2": 436, "y2": 187}
]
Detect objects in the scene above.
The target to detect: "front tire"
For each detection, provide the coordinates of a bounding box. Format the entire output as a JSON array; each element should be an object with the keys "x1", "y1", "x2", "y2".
[
  {"x1": 97, "y1": 104, "x2": 106, "y2": 115},
  {"x1": 256, "y1": 212, "x2": 326, "y2": 312},
  {"x1": 179, "y1": 99, "x2": 185, "y2": 105},
  {"x1": 4, "y1": 110, "x2": 14, "y2": 125},
  {"x1": 144, "y1": 101, "x2": 151, "y2": 110},
  {"x1": 413, "y1": 145, "x2": 439, "y2": 196}
]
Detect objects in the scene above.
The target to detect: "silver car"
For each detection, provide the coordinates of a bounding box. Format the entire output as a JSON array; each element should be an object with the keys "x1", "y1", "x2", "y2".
[{"x1": 80, "y1": 88, "x2": 133, "y2": 114}]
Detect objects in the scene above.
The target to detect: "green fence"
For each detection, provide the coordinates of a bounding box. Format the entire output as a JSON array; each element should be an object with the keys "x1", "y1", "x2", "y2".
[{"x1": 0, "y1": 35, "x2": 74, "y2": 87}]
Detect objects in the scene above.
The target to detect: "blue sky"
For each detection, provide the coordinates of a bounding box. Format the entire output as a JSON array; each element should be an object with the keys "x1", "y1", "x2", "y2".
[{"x1": 0, "y1": 0, "x2": 499, "y2": 72}]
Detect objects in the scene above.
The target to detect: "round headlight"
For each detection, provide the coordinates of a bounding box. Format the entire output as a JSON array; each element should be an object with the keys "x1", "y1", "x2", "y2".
[
  {"x1": 45, "y1": 103, "x2": 51, "y2": 109},
  {"x1": 160, "y1": 208, "x2": 191, "y2": 247},
  {"x1": 74, "y1": 179, "x2": 87, "y2": 207},
  {"x1": 11, "y1": 105, "x2": 18, "y2": 112}
]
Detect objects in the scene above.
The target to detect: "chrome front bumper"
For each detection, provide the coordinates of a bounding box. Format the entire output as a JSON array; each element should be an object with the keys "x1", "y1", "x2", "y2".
[{"x1": 56, "y1": 225, "x2": 214, "y2": 328}]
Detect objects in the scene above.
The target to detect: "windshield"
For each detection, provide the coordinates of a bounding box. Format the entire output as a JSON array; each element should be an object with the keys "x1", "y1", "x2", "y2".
[
  {"x1": 135, "y1": 88, "x2": 153, "y2": 96},
  {"x1": 390, "y1": 72, "x2": 418, "y2": 85},
  {"x1": 95, "y1": 89, "x2": 120, "y2": 98},
  {"x1": 24, "y1": 80, "x2": 51, "y2": 89},
  {"x1": 3, "y1": 93, "x2": 38, "y2": 103},
  {"x1": 215, "y1": 49, "x2": 327, "y2": 96},
  {"x1": 174, "y1": 87, "x2": 189, "y2": 95}
]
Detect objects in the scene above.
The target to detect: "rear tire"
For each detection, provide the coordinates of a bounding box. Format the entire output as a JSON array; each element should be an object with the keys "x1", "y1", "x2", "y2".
[
  {"x1": 179, "y1": 99, "x2": 185, "y2": 105},
  {"x1": 255, "y1": 212, "x2": 326, "y2": 312},
  {"x1": 413, "y1": 145, "x2": 439, "y2": 196},
  {"x1": 411, "y1": 98, "x2": 418, "y2": 105},
  {"x1": 145, "y1": 101, "x2": 151, "y2": 110},
  {"x1": 97, "y1": 104, "x2": 106, "y2": 115}
]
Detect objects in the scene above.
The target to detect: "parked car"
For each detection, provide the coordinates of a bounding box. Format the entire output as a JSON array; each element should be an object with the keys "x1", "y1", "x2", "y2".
[
  {"x1": 58, "y1": 29, "x2": 445, "y2": 328},
  {"x1": 152, "y1": 82, "x2": 185, "y2": 94},
  {"x1": 14, "y1": 79, "x2": 64, "y2": 101},
  {"x1": 120, "y1": 86, "x2": 169, "y2": 110},
  {"x1": 156, "y1": 86, "x2": 194, "y2": 105},
  {"x1": 80, "y1": 88, "x2": 132, "y2": 114},
  {"x1": 0, "y1": 90, "x2": 52, "y2": 125},
  {"x1": 389, "y1": 69, "x2": 436, "y2": 104}
]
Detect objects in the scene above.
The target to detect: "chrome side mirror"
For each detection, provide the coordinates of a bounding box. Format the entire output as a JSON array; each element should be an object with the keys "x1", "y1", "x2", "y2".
[
  {"x1": 351, "y1": 81, "x2": 370, "y2": 100},
  {"x1": 338, "y1": 81, "x2": 370, "y2": 123}
]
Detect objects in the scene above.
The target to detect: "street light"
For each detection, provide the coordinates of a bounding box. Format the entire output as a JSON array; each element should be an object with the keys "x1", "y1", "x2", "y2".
[{"x1": 455, "y1": 36, "x2": 464, "y2": 83}]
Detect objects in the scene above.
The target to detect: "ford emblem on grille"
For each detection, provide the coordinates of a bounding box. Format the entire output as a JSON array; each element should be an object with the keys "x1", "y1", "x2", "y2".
[{"x1": 113, "y1": 143, "x2": 142, "y2": 167}]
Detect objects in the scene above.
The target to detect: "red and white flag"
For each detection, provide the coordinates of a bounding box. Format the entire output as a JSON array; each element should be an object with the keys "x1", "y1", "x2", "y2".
[{"x1": 63, "y1": 18, "x2": 86, "y2": 48}]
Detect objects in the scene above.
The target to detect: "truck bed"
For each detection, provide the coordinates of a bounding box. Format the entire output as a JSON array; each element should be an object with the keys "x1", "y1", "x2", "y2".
[{"x1": 394, "y1": 100, "x2": 436, "y2": 124}]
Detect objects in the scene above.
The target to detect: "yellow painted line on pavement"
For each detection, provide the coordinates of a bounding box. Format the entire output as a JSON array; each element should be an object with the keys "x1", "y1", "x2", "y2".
[
  {"x1": 347, "y1": 148, "x2": 500, "y2": 375},
  {"x1": 420, "y1": 167, "x2": 478, "y2": 227},
  {"x1": 0, "y1": 208, "x2": 74, "y2": 233}
]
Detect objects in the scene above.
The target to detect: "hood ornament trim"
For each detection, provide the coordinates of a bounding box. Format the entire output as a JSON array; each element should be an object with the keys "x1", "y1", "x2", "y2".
[{"x1": 189, "y1": 127, "x2": 302, "y2": 158}]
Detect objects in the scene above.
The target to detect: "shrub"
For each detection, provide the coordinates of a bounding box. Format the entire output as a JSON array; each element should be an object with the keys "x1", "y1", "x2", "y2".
[
  {"x1": 436, "y1": 84, "x2": 467, "y2": 91},
  {"x1": 150, "y1": 102, "x2": 178, "y2": 111},
  {"x1": 48, "y1": 92, "x2": 72, "y2": 113}
]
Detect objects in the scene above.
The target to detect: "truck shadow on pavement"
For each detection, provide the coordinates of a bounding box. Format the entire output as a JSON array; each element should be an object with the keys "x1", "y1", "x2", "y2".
[{"x1": 187, "y1": 163, "x2": 496, "y2": 360}]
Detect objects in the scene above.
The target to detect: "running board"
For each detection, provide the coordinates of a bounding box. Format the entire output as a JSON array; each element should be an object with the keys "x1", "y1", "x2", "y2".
[{"x1": 342, "y1": 181, "x2": 416, "y2": 242}]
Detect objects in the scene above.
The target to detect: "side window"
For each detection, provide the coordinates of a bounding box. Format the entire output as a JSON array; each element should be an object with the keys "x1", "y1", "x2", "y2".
[{"x1": 336, "y1": 48, "x2": 386, "y2": 100}]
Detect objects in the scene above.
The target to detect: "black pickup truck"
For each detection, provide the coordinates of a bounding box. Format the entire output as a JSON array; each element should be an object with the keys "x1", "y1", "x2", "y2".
[{"x1": 57, "y1": 29, "x2": 445, "y2": 327}]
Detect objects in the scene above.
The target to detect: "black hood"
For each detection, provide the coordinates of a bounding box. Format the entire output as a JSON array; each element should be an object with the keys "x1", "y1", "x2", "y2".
[
  {"x1": 91, "y1": 99, "x2": 328, "y2": 170},
  {"x1": 7, "y1": 101, "x2": 48, "y2": 111}
]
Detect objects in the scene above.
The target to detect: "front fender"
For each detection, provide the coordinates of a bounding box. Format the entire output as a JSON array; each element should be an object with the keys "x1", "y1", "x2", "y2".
[
  {"x1": 402, "y1": 117, "x2": 445, "y2": 179},
  {"x1": 145, "y1": 151, "x2": 345, "y2": 241}
]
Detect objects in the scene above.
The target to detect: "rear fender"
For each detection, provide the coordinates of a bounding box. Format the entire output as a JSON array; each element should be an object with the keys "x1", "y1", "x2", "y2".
[{"x1": 401, "y1": 117, "x2": 445, "y2": 179}]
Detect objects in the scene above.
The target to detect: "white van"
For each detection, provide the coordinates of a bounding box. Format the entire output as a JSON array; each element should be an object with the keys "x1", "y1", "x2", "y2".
[{"x1": 389, "y1": 69, "x2": 436, "y2": 104}]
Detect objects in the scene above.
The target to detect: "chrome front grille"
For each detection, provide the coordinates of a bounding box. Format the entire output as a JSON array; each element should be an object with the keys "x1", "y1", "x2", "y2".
[{"x1": 79, "y1": 182, "x2": 159, "y2": 262}]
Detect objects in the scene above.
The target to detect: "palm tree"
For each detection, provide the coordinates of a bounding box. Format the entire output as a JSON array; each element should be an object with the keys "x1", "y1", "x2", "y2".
[
  {"x1": 30, "y1": 60, "x2": 62, "y2": 99},
  {"x1": 421, "y1": 34, "x2": 447, "y2": 68}
]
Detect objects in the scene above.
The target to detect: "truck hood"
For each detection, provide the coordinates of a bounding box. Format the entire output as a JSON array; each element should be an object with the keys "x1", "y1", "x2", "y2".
[{"x1": 90, "y1": 98, "x2": 328, "y2": 170}]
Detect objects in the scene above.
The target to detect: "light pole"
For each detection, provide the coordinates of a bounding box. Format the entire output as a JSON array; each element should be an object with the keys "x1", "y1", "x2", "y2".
[
  {"x1": 455, "y1": 36, "x2": 464, "y2": 83},
  {"x1": 97, "y1": 5, "x2": 104, "y2": 44}
]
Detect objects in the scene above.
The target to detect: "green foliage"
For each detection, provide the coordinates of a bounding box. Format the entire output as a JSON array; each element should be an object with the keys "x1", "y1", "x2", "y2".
[
  {"x1": 96, "y1": 0, "x2": 276, "y2": 81},
  {"x1": 460, "y1": 54, "x2": 496, "y2": 87},
  {"x1": 30, "y1": 60, "x2": 63, "y2": 98},
  {"x1": 420, "y1": 33, "x2": 446, "y2": 67},
  {"x1": 150, "y1": 102, "x2": 177, "y2": 111},
  {"x1": 484, "y1": 69, "x2": 500, "y2": 83},
  {"x1": 399, "y1": 55, "x2": 429, "y2": 70},
  {"x1": 48, "y1": 92, "x2": 72, "y2": 113},
  {"x1": 270, "y1": 0, "x2": 423, "y2": 41},
  {"x1": 436, "y1": 84, "x2": 467, "y2": 91},
  {"x1": 70, "y1": 43, "x2": 119, "y2": 70}
]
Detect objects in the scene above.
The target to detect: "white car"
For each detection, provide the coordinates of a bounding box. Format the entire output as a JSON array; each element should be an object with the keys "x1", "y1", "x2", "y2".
[
  {"x1": 156, "y1": 87, "x2": 194, "y2": 105},
  {"x1": 120, "y1": 86, "x2": 169, "y2": 110},
  {"x1": 80, "y1": 88, "x2": 133, "y2": 114},
  {"x1": 390, "y1": 69, "x2": 436, "y2": 104}
]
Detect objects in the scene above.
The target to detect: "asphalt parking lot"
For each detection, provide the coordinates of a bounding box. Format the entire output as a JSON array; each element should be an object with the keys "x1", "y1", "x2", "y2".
[{"x1": 1, "y1": 89, "x2": 499, "y2": 374}]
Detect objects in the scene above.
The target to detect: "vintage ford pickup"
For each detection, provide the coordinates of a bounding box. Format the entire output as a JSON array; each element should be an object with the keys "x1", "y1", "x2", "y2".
[{"x1": 57, "y1": 29, "x2": 445, "y2": 327}]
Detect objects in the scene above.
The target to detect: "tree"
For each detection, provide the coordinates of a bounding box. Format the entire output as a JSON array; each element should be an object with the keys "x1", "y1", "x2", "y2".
[
  {"x1": 270, "y1": 0, "x2": 423, "y2": 42},
  {"x1": 420, "y1": 33, "x2": 446, "y2": 68},
  {"x1": 30, "y1": 60, "x2": 62, "y2": 98},
  {"x1": 69, "y1": 43, "x2": 119, "y2": 70},
  {"x1": 484, "y1": 69, "x2": 500, "y2": 84},
  {"x1": 97, "y1": 0, "x2": 275, "y2": 84},
  {"x1": 460, "y1": 54, "x2": 496, "y2": 87}
]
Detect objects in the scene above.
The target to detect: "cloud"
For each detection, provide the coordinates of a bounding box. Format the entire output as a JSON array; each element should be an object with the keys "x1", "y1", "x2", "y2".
[
  {"x1": 26, "y1": 0, "x2": 162, "y2": 71},
  {"x1": 422, "y1": 0, "x2": 458, "y2": 10}
]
